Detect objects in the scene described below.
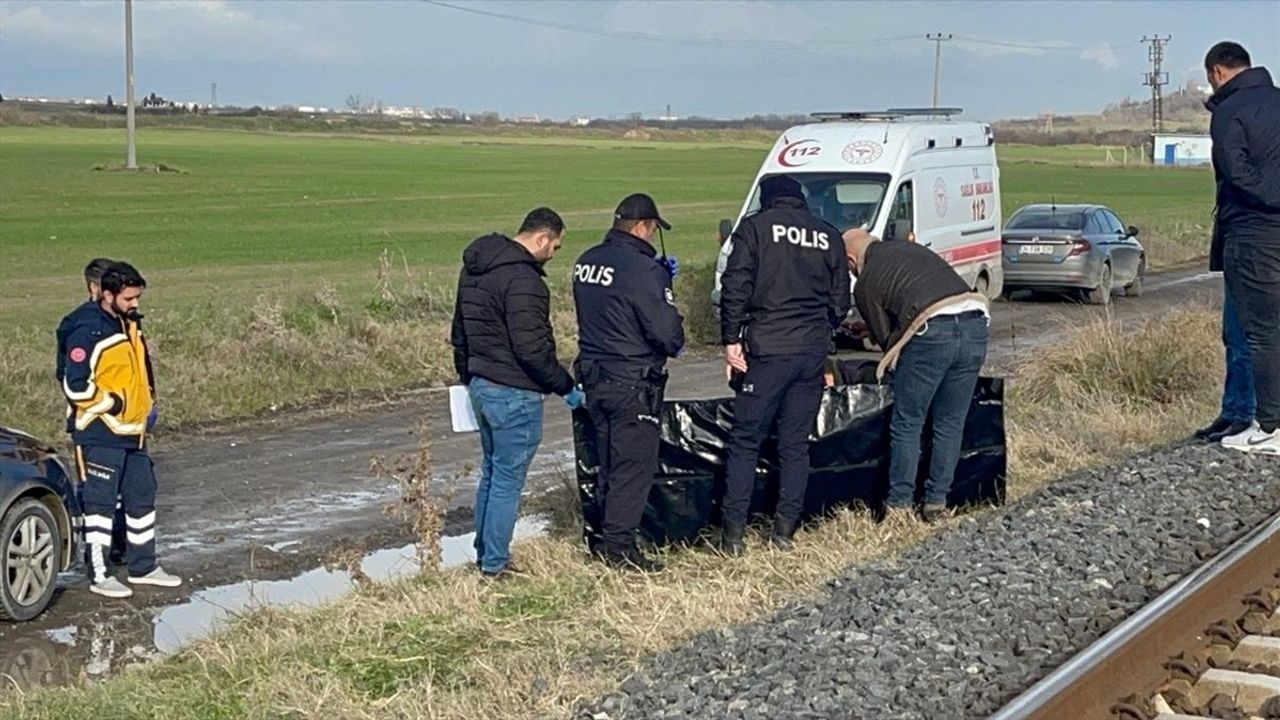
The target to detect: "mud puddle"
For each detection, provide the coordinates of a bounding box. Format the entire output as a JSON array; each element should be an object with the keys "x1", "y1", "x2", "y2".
[{"x1": 0, "y1": 517, "x2": 548, "y2": 692}]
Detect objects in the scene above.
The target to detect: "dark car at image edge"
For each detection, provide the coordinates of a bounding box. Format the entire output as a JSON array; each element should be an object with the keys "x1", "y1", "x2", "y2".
[{"x1": 1, "y1": 426, "x2": 78, "y2": 622}]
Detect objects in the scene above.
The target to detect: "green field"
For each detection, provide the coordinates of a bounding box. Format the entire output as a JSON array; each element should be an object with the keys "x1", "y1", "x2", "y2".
[{"x1": 0, "y1": 127, "x2": 1214, "y2": 439}]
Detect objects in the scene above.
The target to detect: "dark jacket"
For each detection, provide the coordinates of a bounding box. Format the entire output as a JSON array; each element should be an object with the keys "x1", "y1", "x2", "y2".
[
  {"x1": 61, "y1": 303, "x2": 154, "y2": 449},
  {"x1": 572, "y1": 229, "x2": 684, "y2": 373},
  {"x1": 1206, "y1": 66, "x2": 1280, "y2": 270},
  {"x1": 853, "y1": 240, "x2": 976, "y2": 353},
  {"x1": 719, "y1": 197, "x2": 851, "y2": 356},
  {"x1": 450, "y1": 234, "x2": 574, "y2": 395},
  {"x1": 55, "y1": 301, "x2": 96, "y2": 383}
]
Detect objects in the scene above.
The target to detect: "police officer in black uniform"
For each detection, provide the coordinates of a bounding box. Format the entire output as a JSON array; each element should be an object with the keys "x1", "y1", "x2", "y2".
[
  {"x1": 573, "y1": 193, "x2": 684, "y2": 572},
  {"x1": 719, "y1": 175, "x2": 850, "y2": 555}
]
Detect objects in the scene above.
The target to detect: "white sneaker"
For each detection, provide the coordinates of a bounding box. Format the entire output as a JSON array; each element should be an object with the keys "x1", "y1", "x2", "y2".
[
  {"x1": 89, "y1": 577, "x2": 134, "y2": 599},
  {"x1": 1222, "y1": 424, "x2": 1280, "y2": 455},
  {"x1": 1218, "y1": 417, "x2": 1259, "y2": 445},
  {"x1": 127, "y1": 566, "x2": 183, "y2": 588}
]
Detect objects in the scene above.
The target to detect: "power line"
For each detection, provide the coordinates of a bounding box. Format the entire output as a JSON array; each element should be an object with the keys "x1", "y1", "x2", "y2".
[
  {"x1": 953, "y1": 35, "x2": 1131, "y2": 52},
  {"x1": 419, "y1": 0, "x2": 917, "y2": 50}
]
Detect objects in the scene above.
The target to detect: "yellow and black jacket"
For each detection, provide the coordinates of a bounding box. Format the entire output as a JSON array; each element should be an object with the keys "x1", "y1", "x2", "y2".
[{"x1": 61, "y1": 303, "x2": 154, "y2": 449}]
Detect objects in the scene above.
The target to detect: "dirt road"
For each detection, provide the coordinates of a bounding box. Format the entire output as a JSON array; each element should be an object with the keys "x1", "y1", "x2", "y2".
[{"x1": 0, "y1": 266, "x2": 1221, "y2": 689}]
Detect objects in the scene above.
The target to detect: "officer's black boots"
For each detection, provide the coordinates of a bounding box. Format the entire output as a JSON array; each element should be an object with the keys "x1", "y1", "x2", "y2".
[
  {"x1": 603, "y1": 546, "x2": 665, "y2": 573},
  {"x1": 771, "y1": 517, "x2": 798, "y2": 551},
  {"x1": 720, "y1": 520, "x2": 746, "y2": 557}
]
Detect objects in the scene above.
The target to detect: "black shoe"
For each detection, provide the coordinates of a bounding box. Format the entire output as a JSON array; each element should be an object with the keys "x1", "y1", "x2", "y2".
[
  {"x1": 770, "y1": 517, "x2": 798, "y2": 551},
  {"x1": 1208, "y1": 420, "x2": 1254, "y2": 443},
  {"x1": 603, "y1": 547, "x2": 664, "y2": 573},
  {"x1": 1195, "y1": 417, "x2": 1235, "y2": 440},
  {"x1": 720, "y1": 520, "x2": 746, "y2": 557}
]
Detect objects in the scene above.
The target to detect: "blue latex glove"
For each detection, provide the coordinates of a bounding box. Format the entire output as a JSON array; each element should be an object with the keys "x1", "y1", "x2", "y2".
[
  {"x1": 564, "y1": 388, "x2": 586, "y2": 410},
  {"x1": 659, "y1": 255, "x2": 678, "y2": 280},
  {"x1": 147, "y1": 406, "x2": 158, "y2": 431}
]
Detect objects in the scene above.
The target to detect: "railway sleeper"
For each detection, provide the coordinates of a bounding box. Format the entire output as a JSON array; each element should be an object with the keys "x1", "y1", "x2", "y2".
[
  {"x1": 1228, "y1": 636, "x2": 1280, "y2": 673},
  {"x1": 1186, "y1": 669, "x2": 1280, "y2": 715}
]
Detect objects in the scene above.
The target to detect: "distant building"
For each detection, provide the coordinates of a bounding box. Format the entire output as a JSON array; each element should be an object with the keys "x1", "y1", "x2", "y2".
[
  {"x1": 571, "y1": 117, "x2": 591, "y2": 127},
  {"x1": 1153, "y1": 133, "x2": 1212, "y2": 167}
]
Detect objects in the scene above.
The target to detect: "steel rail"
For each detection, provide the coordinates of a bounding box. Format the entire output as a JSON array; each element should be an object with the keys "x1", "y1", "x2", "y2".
[{"x1": 991, "y1": 508, "x2": 1280, "y2": 720}]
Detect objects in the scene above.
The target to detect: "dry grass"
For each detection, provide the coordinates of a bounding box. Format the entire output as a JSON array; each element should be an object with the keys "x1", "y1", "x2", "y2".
[
  {"x1": 1006, "y1": 307, "x2": 1221, "y2": 497},
  {"x1": 1141, "y1": 217, "x2": 1215, "y2": 271},
  {"x1": 0, "y1": 308, "x2": 1225, "y2": 720}
]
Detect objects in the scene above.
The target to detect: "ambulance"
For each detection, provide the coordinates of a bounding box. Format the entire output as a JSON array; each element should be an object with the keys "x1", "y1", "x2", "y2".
[{"x1": 713, "y1": 108, "x2": 1003, "y2": 310}]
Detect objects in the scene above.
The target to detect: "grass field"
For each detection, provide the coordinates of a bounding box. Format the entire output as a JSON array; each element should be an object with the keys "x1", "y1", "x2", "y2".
[{"x1": 0, "y1": 126, "x2": 1214, "y2": 439}]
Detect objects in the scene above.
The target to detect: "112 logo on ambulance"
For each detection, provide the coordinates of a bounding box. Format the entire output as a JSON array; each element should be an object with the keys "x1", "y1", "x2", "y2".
[{"x1": 776, "y1": 139, "x2": 821, "y2": 167}]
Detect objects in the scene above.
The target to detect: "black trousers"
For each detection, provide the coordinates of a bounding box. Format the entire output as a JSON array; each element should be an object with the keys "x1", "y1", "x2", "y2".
[
  {"x1": 1224, "y1": 238, "x2": 1280, "y2": 431},
  {"x1": 722, "y1": 352, "x2": 827, "y2": 527},
  {"x1": 75, "y1": 445, "x2": 158, "y2": 581},
  {"x1": 582, "y1": 367, "x2": 665, "y2": 554}
]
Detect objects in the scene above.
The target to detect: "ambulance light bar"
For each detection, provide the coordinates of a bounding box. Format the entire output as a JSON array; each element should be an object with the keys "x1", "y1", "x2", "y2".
[{"x1": 810, "y1": 108, "x2": 964, "y2": 122}]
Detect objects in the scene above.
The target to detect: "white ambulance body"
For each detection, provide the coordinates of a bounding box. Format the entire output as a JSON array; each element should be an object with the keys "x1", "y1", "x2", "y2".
[{"x1": 713, "y1": 109, "x2": 1003, "y2": 307}]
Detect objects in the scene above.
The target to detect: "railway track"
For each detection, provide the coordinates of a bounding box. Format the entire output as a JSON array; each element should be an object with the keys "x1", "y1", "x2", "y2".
[{"x1": 993, "y1": 510, "x2": 1280, "y2": 720}]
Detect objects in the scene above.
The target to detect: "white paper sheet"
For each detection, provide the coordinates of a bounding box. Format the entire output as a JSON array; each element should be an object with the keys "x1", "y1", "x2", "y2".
[{"x1": 449, "y1": 385, "x2": 479, "y2": 433}]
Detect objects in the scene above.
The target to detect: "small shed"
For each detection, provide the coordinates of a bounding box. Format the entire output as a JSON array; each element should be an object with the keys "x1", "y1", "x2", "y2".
[{"x1": 1153, "y1": 133, "x2": 1212, "y2": 166}]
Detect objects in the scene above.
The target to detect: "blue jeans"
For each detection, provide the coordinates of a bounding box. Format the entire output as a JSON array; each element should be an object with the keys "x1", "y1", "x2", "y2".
[
  {"x1": 888, "y1": 313, "x2": 989, "y2": 507},
  {"x1": 1222, "y1": 286, "x2": 1257, "y2": 424},
  {"x1": 469, "y1": 377, "x2": 543, "y2": 573}
]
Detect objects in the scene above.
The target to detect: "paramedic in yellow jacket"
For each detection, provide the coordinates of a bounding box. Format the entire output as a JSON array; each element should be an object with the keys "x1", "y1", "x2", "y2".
[{"x1": 62, "y1": 262, "x2": 182, "y2": 598}]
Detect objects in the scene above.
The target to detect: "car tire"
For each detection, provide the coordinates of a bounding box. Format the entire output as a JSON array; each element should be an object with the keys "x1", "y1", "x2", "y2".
[
  {"x1": 1, "y1": 499, "x2": 63, "y2": 622},
  {"x1": 974, "y1": 273, "x2": 990, "y2": 298},
  {"x1": 1125, "y1": 258, "x2": 1145, "y2": 298},
  {"x1": 1085, "y1": 263, "x2": 1113, "y2": 306}
]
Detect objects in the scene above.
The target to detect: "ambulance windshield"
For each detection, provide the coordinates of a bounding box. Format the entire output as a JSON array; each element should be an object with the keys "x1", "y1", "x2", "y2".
[{"x1": 748, "y1": 173, "x2": 890, "y2": 232}]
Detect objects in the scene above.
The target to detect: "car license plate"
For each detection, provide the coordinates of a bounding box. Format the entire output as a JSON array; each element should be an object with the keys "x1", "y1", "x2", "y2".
[{"x1": 1019, "y1": 245, "x2": 1056, "y2": 255}]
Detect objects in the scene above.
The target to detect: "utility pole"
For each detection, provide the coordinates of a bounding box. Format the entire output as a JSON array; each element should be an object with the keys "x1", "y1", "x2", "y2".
[
  {"x1": 124, "y1": 0, "x2": 137, "y2": 169},
  {"x1": 1141, "y1": 35, "x2": 1171, "y2": 134},
  {"x1": 927, "y1": 33, "x2": 952, "y2": 109},
  {"x1": 211, "y1": 82, "x2": 217, "y2": 109}
]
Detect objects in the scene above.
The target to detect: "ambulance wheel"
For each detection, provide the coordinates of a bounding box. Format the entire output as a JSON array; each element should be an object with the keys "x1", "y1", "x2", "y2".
[
  {"x1": 0, "y1": 499, "x2": 62, "y2": 622},
  {"x1": 974, "y1": 273, "x2": 990, "y2": 298}
]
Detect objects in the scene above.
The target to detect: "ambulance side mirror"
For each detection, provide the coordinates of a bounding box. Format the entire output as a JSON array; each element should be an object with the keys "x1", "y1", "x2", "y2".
[
  {"x1": 718, "y1": 219, "x2": 734, "y2": 244},
  {"x1": 885, "y1": 219, "x2": 913, "y2": 242}
]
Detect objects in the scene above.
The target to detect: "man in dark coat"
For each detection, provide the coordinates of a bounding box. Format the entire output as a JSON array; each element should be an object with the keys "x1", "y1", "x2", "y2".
[
  {"x1": 451, "y1": 207, "x2": 583, "y2": 578},
  {"x1": 1204, "y1": 41, "x2": 1280, "y2": 455}
]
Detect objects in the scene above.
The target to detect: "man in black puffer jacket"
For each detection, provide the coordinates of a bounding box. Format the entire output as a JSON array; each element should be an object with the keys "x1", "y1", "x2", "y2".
[
  {"x1": 1204, "y1": 41, "x2": 1280, "y2": 455},
  {"x1": 450, "y1": 207, "x2": 583, "y2": 578}
]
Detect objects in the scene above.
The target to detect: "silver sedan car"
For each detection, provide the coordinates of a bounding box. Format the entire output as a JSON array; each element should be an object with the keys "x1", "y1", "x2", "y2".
[{"x1": 1001, "y1": 204, "x2": 1145, "y2": 305}]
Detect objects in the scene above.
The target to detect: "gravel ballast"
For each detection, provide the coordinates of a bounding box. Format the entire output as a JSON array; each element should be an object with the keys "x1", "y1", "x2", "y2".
[{"x1": 578, "y1": 445, "x2": 1280, "y2": 720}]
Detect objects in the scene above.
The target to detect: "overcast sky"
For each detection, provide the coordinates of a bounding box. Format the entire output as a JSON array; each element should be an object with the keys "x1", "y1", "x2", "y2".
[{"x1": 1, "y1": 0, "x2": 1277, "y2": 121}]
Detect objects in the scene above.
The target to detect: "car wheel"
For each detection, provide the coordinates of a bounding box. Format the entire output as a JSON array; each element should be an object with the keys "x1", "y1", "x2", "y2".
[
  {"x1": 1125, "y1": 258, "x2": 1145, "y2": 298},
  {"x1": 974, "y1": 273, "x2": 990, "y2": 298},
  {"x1": 1, "y1": 499, "x2": 63, "y2": 622},
  {"x1": 1085, "y1": 263, "x2": 1113, "y2": 306}
]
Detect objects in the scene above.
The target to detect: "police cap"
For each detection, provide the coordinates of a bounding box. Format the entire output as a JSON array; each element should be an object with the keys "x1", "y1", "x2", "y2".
[{"x1": 614, "y1": 193, "x2": 672, "y2": 230}]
